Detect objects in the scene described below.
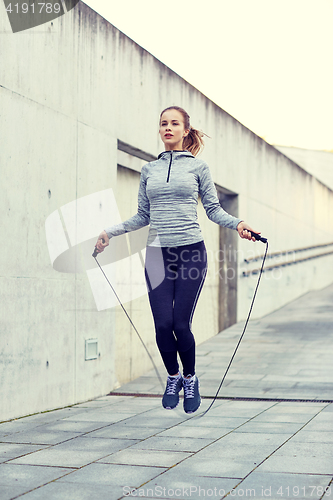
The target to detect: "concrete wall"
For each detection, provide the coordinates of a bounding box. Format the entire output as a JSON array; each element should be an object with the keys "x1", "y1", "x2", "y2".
[
  {"x1": 274, "y1": 145, "x2": 333, "y2": 191},
  {"x1": 1, "y1": 2, "x2": 333, "y2": 420}
]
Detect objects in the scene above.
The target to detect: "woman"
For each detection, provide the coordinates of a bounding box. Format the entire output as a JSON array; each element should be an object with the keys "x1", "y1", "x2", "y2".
[{"x1": 95, "y1": 106, "x2": 260, "y2": 414}]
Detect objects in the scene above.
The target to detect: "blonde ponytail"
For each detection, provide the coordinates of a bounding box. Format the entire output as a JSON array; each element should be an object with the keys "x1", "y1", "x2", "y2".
[{"x1": 183, "y1": 127, "x2": 206, "y2": 156}]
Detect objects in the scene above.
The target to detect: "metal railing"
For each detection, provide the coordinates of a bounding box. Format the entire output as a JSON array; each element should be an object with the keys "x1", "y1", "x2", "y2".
[{"x1": 242, "y1": 241, "x2": 333, "y2": 277}]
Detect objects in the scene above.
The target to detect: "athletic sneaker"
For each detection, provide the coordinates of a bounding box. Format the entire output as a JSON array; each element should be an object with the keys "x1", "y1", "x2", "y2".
[
  {"x1": 162, "y1": 374, "x2": 183, "y2": 409},
  {"x1": 183, "y1": 374, "x2": 201, "y2": 413}
]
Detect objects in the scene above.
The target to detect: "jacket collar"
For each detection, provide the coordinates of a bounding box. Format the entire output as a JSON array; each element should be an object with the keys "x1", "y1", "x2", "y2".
[{"x1": 157, "y1": 149, "x2": 195, "y2": 160}]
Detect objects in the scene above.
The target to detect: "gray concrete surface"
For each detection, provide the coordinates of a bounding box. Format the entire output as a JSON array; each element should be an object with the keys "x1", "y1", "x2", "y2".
[{"x1": 0, "y1": 284, "x2": 332, "y2": 499}]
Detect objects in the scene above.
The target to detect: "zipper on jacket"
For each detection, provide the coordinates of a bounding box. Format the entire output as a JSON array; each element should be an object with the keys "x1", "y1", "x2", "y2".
[{"x1": 166, "y1": 151, "x2": 173, "y2": 183}]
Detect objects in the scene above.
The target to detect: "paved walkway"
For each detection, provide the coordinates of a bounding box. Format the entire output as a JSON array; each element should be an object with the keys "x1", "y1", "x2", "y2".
[{"x1": 1, "y1": 284, "x2": 333, "y2": 500}]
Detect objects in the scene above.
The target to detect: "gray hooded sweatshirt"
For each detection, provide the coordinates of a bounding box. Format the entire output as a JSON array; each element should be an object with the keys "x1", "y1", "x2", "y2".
[{"x1": 105, "y1": 150, "x2": 242, "y2": 247}]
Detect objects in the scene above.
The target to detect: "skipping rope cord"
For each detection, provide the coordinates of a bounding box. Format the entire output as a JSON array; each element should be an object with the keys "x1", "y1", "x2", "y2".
[
  {"x1": 93, "y1": 254, "x2": 165, "y2": 391},
  {"x1": 93, "y1": 231, "x2": 268, "y2": 415},
  {"x1": 200, "y1": 237, "x2": 269, "y2": 417}
]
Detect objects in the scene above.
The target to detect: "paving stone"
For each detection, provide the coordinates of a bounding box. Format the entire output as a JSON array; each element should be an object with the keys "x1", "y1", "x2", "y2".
[
  {"x1": 233, "y1": 422, "x2": 303, "y2": 434},
  {"x1": 300, "y1": 420, "x2": 333, "y2": 432},
  {"x1": 248, "y1": 413, "x2": 319, "y2": 424},
  {"x1": 72, "y1": 396, "x2": 127, "y2": 408},
  {"x1": 278, "y1": 400, "x2": 326, "y2": 408},
  {"x1": 210, "y1": 373, "x2": 267, "y2": 381},
  {"x1": 273, "y1": 442, "x2": 333, "y2": 458},
  {"x1": 133, "y1": 473, "x2": 240, "y2": 500},
  {"x1": 71, "y1": 401, "x2": 121, "y2": 409},
  {"x1": 36, "y1": 420, "x2": 114, "y2": 434},
  {"x1": 258, "y1": 455, "x2": 333, "y2": 475},
  {"x1": 0, "y1": 420, "x2": 51, "y2": 435},
  {"x1": 129, "y1": 436, "x2": 214, "y2": 452},
  {"x1": 20, "y1": 407, "x2": 90, "y2": 424},
  {"x1": 264, "y1": 405, "x2": 325, "y2": 414},
  {"x1": 61, "y1": 411, "x2": 134, "y2": 423},
  {"x1": 108, "y1": 397, "x2": 161, "y2": 407},
  {"x1": 97, "y1": 448, "x2": 192, "y2": 467},
  {"x1": 115, "y1": 415, "x2": 186, "y2": 428},
  {"x1": 236, "y1": 471, "x2": 332, "y2": 499},
  {"x1": 0, "y1": 484, "x2": 36, "y2": 500},
  {"x1": 0, "y1": 430, "x2": 83, "y2": 445},
  {"x1": 204, "y1": 402, "x2": 274, "y2": 418},
  {"x1": 209, "y1": 432, "x2": 290, "y2": 448},
  {"x1": 8, "y1": 437, "x2": 138, "y2": 468},
  {"x1": 104, "y1": 403, "x2": 158, "y2": 414},
  {"x1": 310, "y1": 412, "x2": 333, "y2": 422},
  {"x1": 0, "y1": 443, "x2": 48, "y2": 464},
  {"x1": 57, "y1": 462, "x2": 167, "y2": 486},
  {"x1": 0, "y1": 463, "x2": 73, "y2": 488},
  {"x1": 84, "y1": 424, "x2": 159, "y2": 440},
  {"x1": 135, "y1": 406, "x2": 191, "y2": 420},
  {"x1": 102, "y1": 398, "x2": 161, "y2": 409},
  {"x1": 321, "y1": 404, "x2": 333, "y2": 413},
  {"x1": 197, "y1": 443, "x2": 279, "y2": 463},
  {"x1": 177, "y1": 415, "x2": 250, "y2": 428},
  {"x1": 15, "y1": 481, "x2": 126, "y2": 500},
  {"x1": 221, "y1": 401, "x2": 276, "y2": 409},
  {"x1": 169, "y1": 456, "x2": 256, "y2": 478},
  {"x1": 157, "y1": 425, "x2": 233, "y2": 439},
  {"x1": 111, "y1": 382, "x2": 161, "y2": 394},
  {"x1": 289, "y1": 431, "x2": 333, "y2": 443}
]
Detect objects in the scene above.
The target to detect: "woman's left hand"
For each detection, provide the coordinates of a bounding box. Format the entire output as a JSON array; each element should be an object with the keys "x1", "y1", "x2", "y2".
[{"x1": 236, "y1": 221, "x2": 261, "y2": 242}]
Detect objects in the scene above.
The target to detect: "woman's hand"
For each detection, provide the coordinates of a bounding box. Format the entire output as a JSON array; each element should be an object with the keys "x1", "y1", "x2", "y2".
[
  {"x1": 237, "y1": 221, "x2": 261, "y2": 242},
  {"x1": 95, "y1": 230, "x2": 110, "y2": 253}
]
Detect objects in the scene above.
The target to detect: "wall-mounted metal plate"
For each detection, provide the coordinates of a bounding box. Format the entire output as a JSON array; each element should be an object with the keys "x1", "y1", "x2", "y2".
[{"x1": 85, "y1": 339, "x2": 98, "y2": 360}]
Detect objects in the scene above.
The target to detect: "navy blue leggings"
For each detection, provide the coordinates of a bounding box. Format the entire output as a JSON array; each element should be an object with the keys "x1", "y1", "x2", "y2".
[{"x1": 144, "y1": 240, "x2": 208, "y2": 376}]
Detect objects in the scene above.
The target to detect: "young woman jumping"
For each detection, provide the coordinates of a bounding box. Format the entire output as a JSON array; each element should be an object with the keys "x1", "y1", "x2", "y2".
[{"x1": 95, "y1": 106, "x2": 260, "y2": 414}]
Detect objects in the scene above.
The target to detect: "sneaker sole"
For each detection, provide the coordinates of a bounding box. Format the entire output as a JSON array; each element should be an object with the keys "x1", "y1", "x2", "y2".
[
  {"x1": 162, "y1": 400, "x2": 180, "y2": 410},
  {"x1": 184, "y1": 399, "x2": 201, "y2": 414}
]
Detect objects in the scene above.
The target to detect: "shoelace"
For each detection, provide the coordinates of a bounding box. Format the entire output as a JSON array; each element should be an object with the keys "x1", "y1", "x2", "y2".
[
  {"x1": 183, "y1": 377, "x2": 195, "y2": 398},
  {"x1": 166, "y1": 376, "x2": 181, "y2": 395}
]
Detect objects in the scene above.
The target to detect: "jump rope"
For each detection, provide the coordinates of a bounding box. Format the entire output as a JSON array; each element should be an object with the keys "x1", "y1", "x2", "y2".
[{"x1": 93, "y1": 231, "x2": 268, "y2": 416}]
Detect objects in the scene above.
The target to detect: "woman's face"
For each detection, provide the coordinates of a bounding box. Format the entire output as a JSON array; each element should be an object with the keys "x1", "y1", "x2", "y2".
[{"x1": 159, "y1": 109, "x2": 189, "y2": 150}]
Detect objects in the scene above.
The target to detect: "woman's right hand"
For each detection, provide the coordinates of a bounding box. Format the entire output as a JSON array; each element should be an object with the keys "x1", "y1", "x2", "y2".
[{"x1": 95, "y1": 230, "x2": 110, "y2": 253}]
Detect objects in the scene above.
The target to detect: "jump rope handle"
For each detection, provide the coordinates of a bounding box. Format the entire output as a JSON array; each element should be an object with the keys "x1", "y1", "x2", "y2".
[
  {"x1": 250, "y1": 231, "x2": 267, "y2": 244},
  {"x1": 92, "y1": 238, "x2": 105, "y2": 258}
]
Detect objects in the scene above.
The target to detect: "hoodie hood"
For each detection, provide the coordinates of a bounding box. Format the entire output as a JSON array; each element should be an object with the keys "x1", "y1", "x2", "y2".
[{"x1": 157, "y1": 150, "x2": 195, "y2": 160}]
